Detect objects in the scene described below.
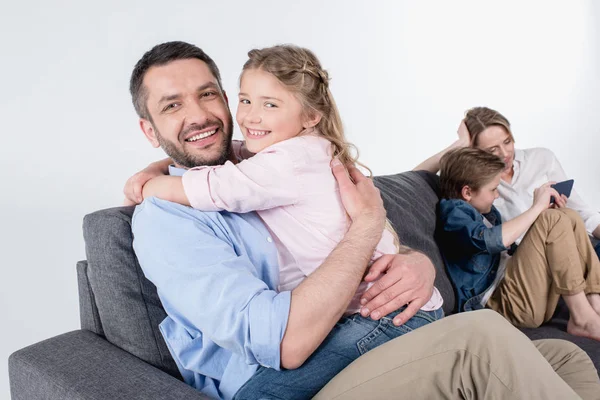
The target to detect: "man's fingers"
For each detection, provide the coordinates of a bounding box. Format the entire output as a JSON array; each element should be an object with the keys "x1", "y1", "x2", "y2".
[
  {"x1": 330, "y1": 158, "x2": 352, "y2": 189},
  {"x1": 392, "y1": 300, "x2": 424, "y2": 326},
  {"x1": 364, "y1": 289, "x2": 415, "y2": 320},
  {"x1": 347, "y1": 164, "x2": 367, "y2": 184},
  {"x1": 361, "y1": 265, "x2": 403, "y2": 305},
  {"x1": 363, "y1": 254, "x2": 394, "y2": 282},
  {"x1": 360, "y1": 279, "x2": 413, "y2": 317}
]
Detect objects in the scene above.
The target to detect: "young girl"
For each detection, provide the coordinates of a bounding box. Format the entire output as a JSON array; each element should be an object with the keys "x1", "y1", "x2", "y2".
[
  {"x1": 136, "y1": 45, "x2": 443, "y2": 397},
  {"x1": 438, "y1": 147, "x2": 600, "y2": 341}
]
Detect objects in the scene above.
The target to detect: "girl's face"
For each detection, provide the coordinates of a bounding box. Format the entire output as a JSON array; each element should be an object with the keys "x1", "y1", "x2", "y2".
[
  {"x1": 237, "y1": 69, "x2": 307, "y2": 153},
  {"x1": 474, "y1": 126, "x2": 515, "y2": 173}
]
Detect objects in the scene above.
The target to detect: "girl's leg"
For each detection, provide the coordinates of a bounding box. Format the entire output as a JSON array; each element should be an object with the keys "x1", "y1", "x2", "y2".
[
  {"x1": 233, "y1": 307, "x2": 442, "y2": 400},
  {"x1": 487, "y1": 209, "x2": 600, "y2": 340}
]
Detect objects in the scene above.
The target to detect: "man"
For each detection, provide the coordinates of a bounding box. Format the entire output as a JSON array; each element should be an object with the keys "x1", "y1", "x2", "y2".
[{"x1": 128, "y1": 41, "x2": 599, "y2": 399}]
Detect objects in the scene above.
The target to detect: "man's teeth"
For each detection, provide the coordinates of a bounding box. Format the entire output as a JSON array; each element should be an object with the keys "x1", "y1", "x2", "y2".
[
  {"x1": 248, "y1": 129, "x2": 270, "y2": 136},
  {"x1": 187, "y1": 129, "x2": 217, "y2": 142}
]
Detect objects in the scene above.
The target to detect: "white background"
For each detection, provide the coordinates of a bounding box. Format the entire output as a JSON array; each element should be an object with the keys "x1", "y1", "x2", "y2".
[{"x1": 1, "y1": 1, "x2": 599, "y2": 397}]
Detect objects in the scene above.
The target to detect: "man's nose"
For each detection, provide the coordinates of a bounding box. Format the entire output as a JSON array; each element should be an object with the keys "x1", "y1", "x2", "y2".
[{"x1": 185, "y1": 98, "x2": 211, "y2": 125}]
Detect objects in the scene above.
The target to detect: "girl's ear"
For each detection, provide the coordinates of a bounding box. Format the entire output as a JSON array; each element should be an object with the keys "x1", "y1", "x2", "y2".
[
  {"x1": 303, "y1": 112, "x2": 322, "y2": 129},
  {"x1": 461, "y1": 185, "x2": 473, "y2": 202}
]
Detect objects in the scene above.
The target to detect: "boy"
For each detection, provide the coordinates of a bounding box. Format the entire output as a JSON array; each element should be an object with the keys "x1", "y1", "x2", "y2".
[{"x1": 438, "y1": 148, "x2": 600, "y2": 341}]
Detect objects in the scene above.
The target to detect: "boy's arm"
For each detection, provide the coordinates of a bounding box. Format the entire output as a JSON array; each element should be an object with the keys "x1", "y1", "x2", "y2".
[
  {"x1": 443, "y1": 203, "x2": 505, "y2": 255},
  {"x1": 500, "y1": 182, "x2": 558, "y2": 247}
]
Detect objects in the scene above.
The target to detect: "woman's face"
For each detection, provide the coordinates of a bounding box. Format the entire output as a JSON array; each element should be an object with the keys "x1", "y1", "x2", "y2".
[{"x1": 474, "y1": 126, "x2": 515, "y2": 173}]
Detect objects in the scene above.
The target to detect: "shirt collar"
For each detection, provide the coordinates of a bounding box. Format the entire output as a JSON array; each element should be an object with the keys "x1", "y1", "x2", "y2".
[{"x1": 168, "y1": 165, "x2": 186, "y2": 176}]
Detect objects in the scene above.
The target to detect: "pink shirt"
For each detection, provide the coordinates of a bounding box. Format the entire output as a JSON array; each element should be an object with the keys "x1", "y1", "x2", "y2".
[{"x1": 183, "y1": 134, "x2": 442, "y2": 314}]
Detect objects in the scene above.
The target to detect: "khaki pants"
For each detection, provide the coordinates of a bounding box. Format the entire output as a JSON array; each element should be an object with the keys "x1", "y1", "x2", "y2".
[
  {"x1": 314, "y1": 310, "x2": 600, "y2": 400},
  {"x1": 487, "y1": 208, "x2": 600, "y2": 328}
]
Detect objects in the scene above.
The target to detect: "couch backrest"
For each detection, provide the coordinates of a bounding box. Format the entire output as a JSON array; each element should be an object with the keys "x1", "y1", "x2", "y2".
[{"x1": 79, "y1": 170, "x2": 454, "y2": 377}]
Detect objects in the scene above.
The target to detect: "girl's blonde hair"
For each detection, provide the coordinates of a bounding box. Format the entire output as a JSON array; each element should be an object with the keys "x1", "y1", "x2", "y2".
[
  {"x1": 242, "y1": 44, "x2": 401, "y2": 251},
  {"x1": 242, "y1": 44, "x2": 370, "y2": 174}
]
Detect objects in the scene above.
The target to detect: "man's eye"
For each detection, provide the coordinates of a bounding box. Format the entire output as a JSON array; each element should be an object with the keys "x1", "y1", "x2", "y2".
[
  {"x1": 240, "y1": 99, "x2": 250, "y2": 105},
  {"x1": 202, "y1": 91, "x2": 217, "y2": 98},
  {"x1": 163, "y1": 103, "x2": 179, "y2": 112}
]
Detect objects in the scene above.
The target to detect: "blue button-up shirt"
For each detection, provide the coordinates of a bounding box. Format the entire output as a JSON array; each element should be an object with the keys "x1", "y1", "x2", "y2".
[
  {"x1": 438, "y1": 199, "x2": 511, "y2": 312},
  {"x1": 132, "y1": 166, "x2": 291, "y2": 400}
]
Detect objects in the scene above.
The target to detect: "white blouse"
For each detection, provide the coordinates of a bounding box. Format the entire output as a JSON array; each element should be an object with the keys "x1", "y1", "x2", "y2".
[{"x1": 494, "y1": 147, "x2": 600, "y2": 244}]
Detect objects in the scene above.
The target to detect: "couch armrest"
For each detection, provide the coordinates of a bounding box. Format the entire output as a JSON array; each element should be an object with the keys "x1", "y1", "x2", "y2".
[{"x1": 9, "y1": 330, "x2": 211, "y2": 400}]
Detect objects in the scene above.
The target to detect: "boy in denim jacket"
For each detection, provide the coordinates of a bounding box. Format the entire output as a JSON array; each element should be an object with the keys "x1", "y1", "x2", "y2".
[{"x1": 438, "y1": 148, "x2": 600, "y2": 341}]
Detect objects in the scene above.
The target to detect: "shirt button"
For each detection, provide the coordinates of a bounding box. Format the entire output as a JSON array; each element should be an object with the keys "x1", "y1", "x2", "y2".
[{"x1": 267, "y1": 237, "x2": 273, "y2": 243}]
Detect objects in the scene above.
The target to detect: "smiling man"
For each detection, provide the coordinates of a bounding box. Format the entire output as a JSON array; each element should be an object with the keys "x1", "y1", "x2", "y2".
[{"x1": 129, "y1": 41, "x2": 600, "y2": 400}]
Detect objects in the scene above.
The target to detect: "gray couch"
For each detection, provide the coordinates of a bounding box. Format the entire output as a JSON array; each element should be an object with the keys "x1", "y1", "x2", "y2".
[{"x1": 9, "y1": 171, "x2": 600, "y2": 400}]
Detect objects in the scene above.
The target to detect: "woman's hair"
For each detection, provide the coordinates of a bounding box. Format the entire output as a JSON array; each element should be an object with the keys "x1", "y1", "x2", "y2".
[
  {"x1": 242, "y1": 44, "x2": 368, "y2": 172},
  {"x1": 463, "y1": 107, "x2": 515, "y2": 147},
  {"x1": 440, "y1": 147, "x2": 506, "y2": 200}
]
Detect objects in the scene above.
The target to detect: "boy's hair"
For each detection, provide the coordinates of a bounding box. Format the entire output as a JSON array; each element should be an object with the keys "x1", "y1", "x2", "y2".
[
  {"x1": 440, "y1": 148, "x2": 505, "y2": 199},
  {"x1": 241, "y1": 44, "x2": 369, "y2": 173},
  {"x1": 463, "y1": 106, "x2": 515, "y2": 147},
  {"x1": 130, "y1": 41, "x2": 223, "y2": 121}
]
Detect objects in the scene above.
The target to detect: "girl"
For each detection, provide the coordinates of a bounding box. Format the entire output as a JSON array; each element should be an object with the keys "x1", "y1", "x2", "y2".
[
  {"x1": 135, "y1": 45, "x2": 443, "y2": 399},
  {"x1": 438, "y1": 147, "x2": 600, "y2": 340}
]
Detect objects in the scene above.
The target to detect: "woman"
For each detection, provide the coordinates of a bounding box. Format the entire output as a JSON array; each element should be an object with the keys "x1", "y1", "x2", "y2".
[{"x1": 416, "y1": 106, "x2": 600, "y2": 256}]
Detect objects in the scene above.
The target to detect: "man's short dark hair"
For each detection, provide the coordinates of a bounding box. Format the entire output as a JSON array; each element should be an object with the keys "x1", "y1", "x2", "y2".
[{"x1": 129, "y1": 41, "x2": 223, "y2": 120}]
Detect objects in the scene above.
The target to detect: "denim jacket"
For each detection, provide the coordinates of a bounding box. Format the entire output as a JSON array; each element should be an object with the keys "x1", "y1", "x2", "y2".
[{"x1": 438, "y1": 199, "x2": 512, "y2": 312}]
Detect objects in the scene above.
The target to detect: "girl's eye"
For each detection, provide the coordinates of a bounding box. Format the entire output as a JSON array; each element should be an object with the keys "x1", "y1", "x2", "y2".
[
  {"x1": 265, "y1": 102, "x2": 277, "y2": 108},
  {"x1": 240, "y1": 99, "x2": 250, "y2": 105}
]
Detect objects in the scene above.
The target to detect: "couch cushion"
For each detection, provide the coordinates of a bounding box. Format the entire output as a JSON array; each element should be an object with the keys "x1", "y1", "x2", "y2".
[
  {"x1": 374, "y1": 170, "x2": 455, "y2": 314},
  {"x1": 83, "y1": 206, "x2": 180, "y2": 379}
]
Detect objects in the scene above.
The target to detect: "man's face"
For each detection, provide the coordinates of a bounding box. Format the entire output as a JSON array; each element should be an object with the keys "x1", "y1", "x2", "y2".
[{"x1": 140, "y1": 58, "x2": 233, "y2": 168}]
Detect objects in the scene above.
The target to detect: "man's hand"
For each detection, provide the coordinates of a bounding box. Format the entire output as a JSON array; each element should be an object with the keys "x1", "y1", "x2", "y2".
[
  {"x1": 123, "y1": 159, "x2": 170, "y2": 205},
  {"x1": 331, "y1": 158, "x2": 386, "y2": 232},
  {"x1": 359, "y1": 251, "x2": 436, "y2": 326}
]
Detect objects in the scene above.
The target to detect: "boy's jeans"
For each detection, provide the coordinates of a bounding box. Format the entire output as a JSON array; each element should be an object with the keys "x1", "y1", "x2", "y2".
[{"x1": 233, "y1": 306, "x2": 444, "y2": 400}]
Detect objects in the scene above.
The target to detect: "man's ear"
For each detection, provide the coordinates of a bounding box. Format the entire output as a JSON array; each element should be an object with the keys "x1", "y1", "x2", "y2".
[
  {"x1": 139, "y1": 119, "x2": 160, "y2": 148},
  {"x1": 461, "y1": 185, "x2": 473, "y2": 202},
  {"x1": 303, "y1": 112, "x2": 322, "y2": 129}
]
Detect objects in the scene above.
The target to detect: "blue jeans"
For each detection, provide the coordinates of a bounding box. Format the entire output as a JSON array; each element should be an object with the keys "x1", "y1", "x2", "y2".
[{"x1": 233, "y1": 306, "x2": 444, "y2": 400}]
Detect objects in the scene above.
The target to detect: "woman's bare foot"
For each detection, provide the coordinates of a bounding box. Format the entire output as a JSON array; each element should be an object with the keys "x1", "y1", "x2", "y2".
[
  {"x1": 586, "y1": 293, "x2": 600, "y2": 316},
  {"x1": 567, "y1": 314, "x2": 600, "y2": 341}
]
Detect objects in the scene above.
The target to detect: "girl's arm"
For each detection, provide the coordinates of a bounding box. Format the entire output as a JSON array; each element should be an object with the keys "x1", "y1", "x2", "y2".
[
  {"x1": 413, "y1": 120, "x2": 470, "y2": 173},
  {"x1": 142, "y1": 175, "x2": 190, "y2": 206},
  {"x1": 124, "y1": 157, "x2": 172, "y2": 205},
  {"x1": 500, "y1": 183, "x2": 559, "y2": 247}
]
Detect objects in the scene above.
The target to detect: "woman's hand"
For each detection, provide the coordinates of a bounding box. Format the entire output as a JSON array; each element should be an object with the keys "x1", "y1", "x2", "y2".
[
  {"x1": 123, "y1": 158, "x2": 171, "y2": 205},
  {"x1": 456, "y1": 119, "x2": 471, "y2": 147}
]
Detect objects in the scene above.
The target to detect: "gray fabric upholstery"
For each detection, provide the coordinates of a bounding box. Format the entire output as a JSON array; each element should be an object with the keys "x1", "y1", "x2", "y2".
[
  {"x1": 77, "y1": 260, "x2": 103, "y2": 335},
  {"x1": 8, "y1": 330, "x2": 209, "y2": 400},
  {"x1": 374, "y1": 170, "x2": 455, "y2": 314},
  {"x1": 83, "y1": 207, "x2": 180, "y2": 378}
]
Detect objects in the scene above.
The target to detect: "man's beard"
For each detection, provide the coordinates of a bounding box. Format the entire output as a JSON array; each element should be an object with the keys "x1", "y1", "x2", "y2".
[{"x1": 154, "y1": 116, "x2": 233, "y2": 169}]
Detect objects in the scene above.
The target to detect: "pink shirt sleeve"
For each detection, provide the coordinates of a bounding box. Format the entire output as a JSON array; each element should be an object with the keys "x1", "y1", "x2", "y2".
[{"x1": 181, "y1": 144, "x2": 301, "y2": 213}]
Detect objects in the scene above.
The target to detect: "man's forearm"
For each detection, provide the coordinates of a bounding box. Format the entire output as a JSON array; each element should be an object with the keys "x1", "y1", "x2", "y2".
[{"x1": 280, "y1": 216, "x2": 382, "y2": 369}]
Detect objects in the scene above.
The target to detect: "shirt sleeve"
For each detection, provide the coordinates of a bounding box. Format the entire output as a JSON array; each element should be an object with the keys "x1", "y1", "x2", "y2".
[
  {"x1": 545, "y1": 148, "x2": 600, "y2": 234},
  {"x1": 182, "y1": 145, "x2": 301, "y2": 213},
  {"x1": 132, "y1": 198, "x2": 291, "y2": 369},
  {"x1": 442, "y1": 202, "x2": 507, "y2": 256}
]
